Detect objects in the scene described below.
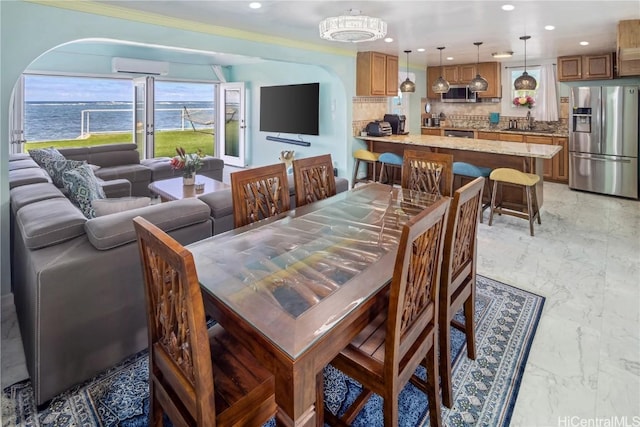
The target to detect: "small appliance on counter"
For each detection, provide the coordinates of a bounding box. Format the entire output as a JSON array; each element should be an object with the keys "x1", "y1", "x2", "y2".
[
  {"x1": 383, "y1": 114, "x2": 408, "y2": 135},
  {"x1": 365, "y1": 120, "x2": 392, "y2": 137}
]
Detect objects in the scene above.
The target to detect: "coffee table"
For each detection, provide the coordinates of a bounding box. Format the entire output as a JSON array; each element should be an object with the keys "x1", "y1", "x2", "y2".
[{"x1": 148, "y1": 176, "x2": 230, "y2": 202}]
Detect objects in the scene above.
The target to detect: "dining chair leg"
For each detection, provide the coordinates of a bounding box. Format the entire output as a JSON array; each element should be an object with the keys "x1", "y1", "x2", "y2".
[
  {"x1": 383, "y1": 386, "x2": 400, "y2": 427},
  {"x1": 439, "y1": 315, "x2": 453, "y2": 408},
  {"x1": 316, "y1": 371, "x2": 325, "y2": 427},
  {"x1": 488, "y1": 180, "x2": 498, "y2": 226},
  {"x1": 426, "y1": 338, "x2": 443, "y2": 426},
  {"x1": 464, "y1": 292, "x2": 477, "y2": 360},
  {"x1": 149, "y1": 380, "x2": 163, "y2": 427}
]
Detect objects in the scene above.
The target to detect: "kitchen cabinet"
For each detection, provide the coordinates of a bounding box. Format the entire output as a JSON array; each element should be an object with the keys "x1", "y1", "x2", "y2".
[
  {"x1": 426, "y1": 62, "x2": 501, "y2": 99},
  {"x1": 617, "y1": 19, "x2": 640, "y2": 77},
  {"x1": 552, "y1": 137, "x2": 568, "y2": 182},
  {"x1": 526, "y1": 135, "x2": 554, "y2": 180},
  {"x1": 421, "y1": 128, "x2": 442, "y2": 136},
  {"x1": 499, "y1": 133, "x2": 524, "y2": 143},
  {"x1": 477, "y1": 131, "x2": 496, "y2": 140},
  {"x1": 356, "y1": 51, "x2": 399, "y2": 96},
  {"x1": 557, "y1": 53, "x2": 613, "y2": 81}
]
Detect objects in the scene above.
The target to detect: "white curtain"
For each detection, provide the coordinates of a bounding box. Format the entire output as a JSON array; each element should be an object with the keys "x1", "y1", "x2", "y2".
[{"x1": 534, "y1": 64, "x2": 559, "y2": 121}]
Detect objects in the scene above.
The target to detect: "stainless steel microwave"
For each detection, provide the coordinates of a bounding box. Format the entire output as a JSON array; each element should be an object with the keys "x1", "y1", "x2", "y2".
[{"x1": 441, "y1": 85, "x2": 477, "y2": 103}]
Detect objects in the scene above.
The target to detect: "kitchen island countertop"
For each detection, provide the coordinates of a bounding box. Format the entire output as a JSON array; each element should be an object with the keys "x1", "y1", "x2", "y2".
[{"x1": 355, "y1": 134, "x2": 562, "y2": 159}]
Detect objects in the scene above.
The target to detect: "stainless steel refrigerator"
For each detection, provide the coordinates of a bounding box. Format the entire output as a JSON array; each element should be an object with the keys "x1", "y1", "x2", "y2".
[{"x1": 569, "y1": 86, "x2": 639, "y2": 199}]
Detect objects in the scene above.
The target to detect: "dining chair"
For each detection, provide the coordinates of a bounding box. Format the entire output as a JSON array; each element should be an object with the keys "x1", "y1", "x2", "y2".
[
  {"x1": 292, "y1": 154, "x2": 336, "y2": 207},
  {"x1": 324, "y1": 197, "x2": 451, "y2": 427},
  {"x1": 133, "y1": 216, "x2": 277, "y2": 427},
  {"x1": 401, "y1": 150, "x2": 454, "y2": 197},
  {"x1": 438, "y1": 176, "x2": 484, "y2": 408},
  {"x1": 230, "y1": 162, "x2": 290, "y2": 228}
]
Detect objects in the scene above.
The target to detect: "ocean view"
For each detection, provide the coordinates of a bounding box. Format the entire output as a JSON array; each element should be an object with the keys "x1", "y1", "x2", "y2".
[{"x1": 25, "y1": 100, "x2": 215, "y2": 142}]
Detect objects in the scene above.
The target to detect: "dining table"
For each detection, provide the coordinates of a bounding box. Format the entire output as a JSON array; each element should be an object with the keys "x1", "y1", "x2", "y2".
[{"x1": 188, "y1": 182, "x2": 441, "y2": 427}]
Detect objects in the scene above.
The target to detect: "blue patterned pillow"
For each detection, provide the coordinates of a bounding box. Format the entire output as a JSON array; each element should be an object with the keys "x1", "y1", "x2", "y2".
[
  {"x1": 62, "y1": 164, "x2": 106, "y2": 219},
  {"x1": 42, "y1": 158, "x2": 86, "y2": 188},
  {"x1": 29, "y1": 147, "x2": 66, "y2": 168}
]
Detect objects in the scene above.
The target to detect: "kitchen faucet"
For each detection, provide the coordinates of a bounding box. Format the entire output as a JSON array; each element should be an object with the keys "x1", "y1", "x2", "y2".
[{"x1": 526, "y1": 110, "x2": 534, "y2": 130}]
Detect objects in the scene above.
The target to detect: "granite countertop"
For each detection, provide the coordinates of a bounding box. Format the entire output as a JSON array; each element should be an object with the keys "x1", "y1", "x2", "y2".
[
  {"x1": 421, "y1": 126, "x2": 569, "y2": 138},
  {"x1": 356, "y1": 134, "x2": 563, "y2": 159}
]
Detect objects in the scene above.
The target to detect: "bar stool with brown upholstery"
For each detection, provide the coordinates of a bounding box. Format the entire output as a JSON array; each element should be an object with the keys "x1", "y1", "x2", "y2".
[
  {"x1": 352, "y1": 149, "x2": 380, "y2": 188},
  {"x1": 488, "y1": 167, "x2": 541, "y2": 236}
]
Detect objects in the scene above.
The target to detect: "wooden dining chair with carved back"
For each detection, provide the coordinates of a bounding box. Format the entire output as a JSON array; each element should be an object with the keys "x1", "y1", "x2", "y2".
[
  {"x1": 292, "y1": 154, "x2": 336, "y2": 207},
  {"x1": 323, "y1": 197, "x2": 451, "y2": 427},
  {"x1": 230, "y1": 162, "x2": 290, "y2": 228},
  {"x1": 402, "y1": 150, "x2": 454, "y2": 197},
  {"x1": 133, "y1": 216, "x2": 277, "y2": 427},
  {"x1": 438, "y1": 176, "x2": 484, "y2": 408}
]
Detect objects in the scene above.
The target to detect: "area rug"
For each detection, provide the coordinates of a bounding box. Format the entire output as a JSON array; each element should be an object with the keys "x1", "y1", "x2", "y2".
[{"x1": 2, "y1": 275, "x2": 544, "y2": 427}]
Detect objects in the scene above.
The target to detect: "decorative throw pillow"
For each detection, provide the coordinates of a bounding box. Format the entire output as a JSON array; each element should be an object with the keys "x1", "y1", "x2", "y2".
[
  {"x1": 29, "y1": 147, "x2": 66, "y2": 168},
  {"x1": 62, "y1": 163, "x2": 106, "y2": 219},
  {"x1": 41, "y1": 158, "x2": 86, "y2": 188},
  {"x1": 92, "y1": 197, "x2": 151, "y2": 217}
]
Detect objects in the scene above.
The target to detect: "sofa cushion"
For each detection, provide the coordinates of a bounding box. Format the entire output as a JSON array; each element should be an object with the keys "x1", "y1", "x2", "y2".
[
  {"x1": 94, "y1": 164, "x2": 152, "y2": 183},
  {"x1": 98, "y1": 178, "x2": 132, "y2": 198},
  {"x1": 10, "y1": 182, "x2": 66, "y2": 215},
  {"x1": 198, "y1": 188, "x2": 233, "y2": 218},
  {"x1": 60, "y1": 143, "x2": 140, "y2": 167},
  {"x1": 42, "y1": 158, "x2": 86, "y2": 188},
  {"x1": 62, "y1": 164, "x2": 106, "y2": 219},
  {"x1": 9, "y1": 167, "x2": 51, "y2": 189},
  {"x1": 85, "y1": 198, "x2": 211, "y2": 250},
  {"x1": 92, "y1": 197, "x2": 151, "y2": 217},
  {"x1": 8, "y1": 158, "x2": 39, "y2": 171},
  {"x1": 28, "y1": 147, "x2": 66, "y2": 167},
  {"x1": 17, "y1": 198, "x2": 87, "y2": 249}
]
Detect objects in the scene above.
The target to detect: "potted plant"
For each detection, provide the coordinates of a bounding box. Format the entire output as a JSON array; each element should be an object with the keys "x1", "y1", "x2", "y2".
[{"x1": 170, "y1": 146, "x2": 204, "y2": 185}]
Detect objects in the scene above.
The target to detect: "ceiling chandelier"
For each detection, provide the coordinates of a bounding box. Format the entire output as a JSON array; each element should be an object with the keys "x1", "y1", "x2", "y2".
[
  {"x1": 319, "y1": 9, "x2": 387, "y2": 43},
  {"x1": 469, "y1": 42, "x2": 488, "y2": 92},
  {"x1": 432, "y1": 47, "x2": 450, "y2": 94},
  {"x1": 514, "y1": 35, "x2": 537, "y2": 90},
  {"x1": 400, "y1": 50, "x2": 416, "y2": 93}
]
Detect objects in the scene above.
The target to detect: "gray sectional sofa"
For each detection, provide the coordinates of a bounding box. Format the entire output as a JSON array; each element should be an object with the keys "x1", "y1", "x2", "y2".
[{"x1": 9, "y1": 143, "x2": 349, "y2": 405}]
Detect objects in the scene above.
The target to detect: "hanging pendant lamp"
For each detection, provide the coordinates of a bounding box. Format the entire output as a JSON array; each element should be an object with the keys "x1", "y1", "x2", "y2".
[
  {"x1": 400, "y1": 50, "x2": 416, "y2": 93},
  {"x1": 469, "y1": 42, "x2": 489, "y2": 92},
  {"x1": 514, "y1": 35, "x2": 537, "y2": 90},
  {"x1": 432, "y1": 47, "x2": 450, "y2": 94}
]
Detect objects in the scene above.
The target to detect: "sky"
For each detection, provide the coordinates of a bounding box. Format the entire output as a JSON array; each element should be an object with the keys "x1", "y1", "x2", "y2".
[{"x1": 24, "y1": 75, "x2": 214, "y2": 102}]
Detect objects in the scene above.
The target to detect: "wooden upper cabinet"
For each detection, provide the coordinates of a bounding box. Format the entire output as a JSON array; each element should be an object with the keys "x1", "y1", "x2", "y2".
[
  {"x1": 459, "y1": 64, "x2": 476, "y2": 83},
  {"x1": 357, "y1": 51, "x2": 399, "y2": 96},
  {"x1": 476, "y1": 62, "x2": 502, "y2": 98},
  {"x1": 426, "y1": 66, "x2": 441, "y2": 99},
  {"x1": 442, "y1": 65, "x2": 459, "y2": 84},
  {"x1": 558, "y1": 53, "x2": 612, "y2": 81},
  {"x1": 618, "y1": 19, "x2": 640, "y2": 77}
]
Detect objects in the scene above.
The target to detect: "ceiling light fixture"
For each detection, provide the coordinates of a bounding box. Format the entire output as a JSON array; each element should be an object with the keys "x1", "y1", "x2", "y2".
[
  {"x1": 432, "y1": 47, "x2": 450, "y2": 94},
  {"x1": 514, "y1": 35, "x2": 537, "y2": 91},
  {"x1": 469, "y1": 42, "x2": 488, "y2": 92},
  {"x1": 492, "y1": 51, "x2": 514, "y2": 58},
  {"x1": 400, "y1": 50, "x2": 416, "y2": 93},
  {"x1": 319, "y1": 9, "x2": 387, "y2": 43},
  {"x1": 502, "y1": 4, "x2": 515, "y2": 11},
  {"x1": 544, "y1": 25, "x2": 555, "y2": 31},
  {"x1": 248, "y1": 2, "x2": 262, "y2": 9}
]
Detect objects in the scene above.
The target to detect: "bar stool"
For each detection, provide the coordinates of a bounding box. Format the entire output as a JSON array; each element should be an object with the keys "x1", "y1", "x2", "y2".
[
  {"x1": 488, "y1": 168, "x2": 541, "y2": 236},
  {"x1": 453, "y1": 161, "x2": 492, "y2": 223},
  {"x1": 351, "y1": 149, "x2": 380, "y2": 188},
  {"x1": 378, "y1": 152, "x2": 403, "y2": 186}
]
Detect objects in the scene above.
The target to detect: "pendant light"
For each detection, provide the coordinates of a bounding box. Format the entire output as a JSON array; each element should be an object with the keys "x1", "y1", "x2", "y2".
[
  {"x1": 400, "y1": 50, "x2": 416, "y2": 93},
  {"x1": 432, "y1": 47, "x2": 450, "y2": 94},
  {"x1": 469, "y1": 42, "x2": 489, "y2": 92},
  {"x1": 514, "y1": 35, "x2": 537, "y2": 90}
]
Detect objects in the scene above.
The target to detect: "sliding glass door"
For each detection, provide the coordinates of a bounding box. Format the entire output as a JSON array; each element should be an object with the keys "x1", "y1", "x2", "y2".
[
  {"x1": 134, "y1": 76, "x2": 154, "y2": 158},
  {"x1": 217, "y1": 82, "x2": 246, "y2": 167}
]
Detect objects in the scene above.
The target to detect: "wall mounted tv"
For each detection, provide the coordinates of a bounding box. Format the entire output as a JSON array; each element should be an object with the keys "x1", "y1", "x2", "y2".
[{"x1": 259, "y1": 82, "x2": 319, "y2": 136}]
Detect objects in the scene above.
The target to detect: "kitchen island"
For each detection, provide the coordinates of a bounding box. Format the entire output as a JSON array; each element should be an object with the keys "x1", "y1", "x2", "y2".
[{"x1": 356, "y1": 134, "x2": 562, "y2": 207}]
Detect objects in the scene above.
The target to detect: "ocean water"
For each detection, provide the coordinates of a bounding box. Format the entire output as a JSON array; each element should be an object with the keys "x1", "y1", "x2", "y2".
[{"x1": 25, "y1": 100, "x2": 215, "y2": 142}]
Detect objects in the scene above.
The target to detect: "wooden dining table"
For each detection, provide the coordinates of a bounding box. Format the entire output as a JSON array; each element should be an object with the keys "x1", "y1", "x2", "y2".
[{"x1": 188, "y1": 183, "x2": 441, "y2": 427}]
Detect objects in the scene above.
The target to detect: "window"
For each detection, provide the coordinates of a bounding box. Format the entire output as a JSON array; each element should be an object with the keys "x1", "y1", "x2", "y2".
[{"x1": 510, "y1": 67, "x2": 541, "y2": 109}]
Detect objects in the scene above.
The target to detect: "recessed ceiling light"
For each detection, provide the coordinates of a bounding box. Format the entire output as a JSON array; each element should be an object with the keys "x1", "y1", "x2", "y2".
[
  {"x1": 384, "y1": 37, "x2": 394, "y2": 43},
  {"x1": 417, "y1": 48, "x2": 425, "y2": 52},
  {"x1": 502, "y1": 4, "x2": 515, "y2": 11},
  {"x1": 492, "y1": 51, "x2": 514, "y2": 58},
  {"x1": 249, "y1": 2, "x2": 261, "y2": 9},
  {"x1": 446, "y1": 56, "x2": 454, "y2": 61},
  {"x1": 580, "y1": 41, "x2": 589, "y2": 46},
  {"x1": 545, "y1": 25, "x2": 555, "y2": 31}
]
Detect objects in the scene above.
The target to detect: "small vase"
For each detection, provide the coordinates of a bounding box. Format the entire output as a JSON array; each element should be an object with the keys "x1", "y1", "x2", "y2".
[{"x1": 183, "y1": 173, "x2": 195, "y2": 186}]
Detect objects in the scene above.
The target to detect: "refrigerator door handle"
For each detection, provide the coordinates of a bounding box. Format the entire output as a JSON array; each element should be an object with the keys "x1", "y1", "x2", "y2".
[{"x1": 572, "y1": 153, "x2": 632, "y2": 163}]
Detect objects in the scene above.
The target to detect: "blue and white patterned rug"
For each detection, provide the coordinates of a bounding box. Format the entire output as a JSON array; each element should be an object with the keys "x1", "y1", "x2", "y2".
[{"x1": 2, "y1": 276, "x2": 544, "y2": 427}]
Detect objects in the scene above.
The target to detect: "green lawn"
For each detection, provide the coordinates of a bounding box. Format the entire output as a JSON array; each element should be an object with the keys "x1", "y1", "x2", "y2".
[{"x1": 25, "y1": 129, "x2": 215, "y2": 158}]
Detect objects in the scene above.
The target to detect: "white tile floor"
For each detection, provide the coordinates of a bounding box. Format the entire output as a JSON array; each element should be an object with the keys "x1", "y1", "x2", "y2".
[{"x1": 2, "y1": 181, "x2": 639, "y2": 425}]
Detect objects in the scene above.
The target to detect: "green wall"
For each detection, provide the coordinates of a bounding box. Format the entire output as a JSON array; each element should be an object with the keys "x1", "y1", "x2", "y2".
[{"x1": 0, "y1": 0, "x2": 359, "y2": 295}]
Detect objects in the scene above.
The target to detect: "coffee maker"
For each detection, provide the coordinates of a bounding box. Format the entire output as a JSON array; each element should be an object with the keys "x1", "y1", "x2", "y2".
[{"x1": 383, "y1": 114, "x2": 407, "y2": 135}]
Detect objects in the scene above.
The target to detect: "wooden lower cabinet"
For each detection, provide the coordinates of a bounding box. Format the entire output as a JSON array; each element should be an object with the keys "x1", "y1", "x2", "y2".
[
  {"x1": 499, "y1": 133, "x2": 525, "y2": 142},
  {"x1": 553, "y1": 137, "x2": 568, "y2": 182},
  {"x1": 526, "y1": 135, "x2": 554, "y2": 180},
  {"x1": 421, "y1": 128, "x2": 442, "y2": 136}
]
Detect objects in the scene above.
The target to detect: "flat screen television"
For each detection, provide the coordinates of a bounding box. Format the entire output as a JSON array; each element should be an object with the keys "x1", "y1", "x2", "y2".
[{"x1": 259, "y1": 83, "x2": 319, "y2": 136}]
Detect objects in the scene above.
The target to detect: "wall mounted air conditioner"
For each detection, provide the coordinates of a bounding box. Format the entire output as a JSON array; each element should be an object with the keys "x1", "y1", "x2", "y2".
[{"x1": 111, "y1": 57, "x2": 169, "y2": 76}]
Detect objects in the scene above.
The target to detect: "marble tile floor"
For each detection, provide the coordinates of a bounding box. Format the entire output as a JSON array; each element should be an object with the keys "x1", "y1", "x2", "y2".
[{"x1": 1, "y1": 181, "x2": 639, "y2": 426}]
